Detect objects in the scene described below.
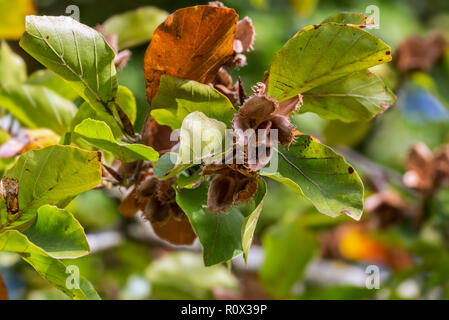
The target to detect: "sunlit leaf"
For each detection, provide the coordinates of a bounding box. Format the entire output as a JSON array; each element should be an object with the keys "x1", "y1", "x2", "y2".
[
  {"x1": 71, "y1": 102, "x2": 121, "y2": 138},
  {"x1": 0, "y1": 84, "x2": 77, "y2": 135},
  {"x1": 19, "y1": 16, "x2": 127, "y2": 130},
  {"x1": 0, "y1": 41, "x2": 27, "y2": 86},
  {"x1": 0, "y1": 145, "x2": 102, "y2": 231},
  {"x1": 300, "y1": 70, "x2": 396, "y2": 122},
  {"x1": 155, "y1": 111, "x2": 227, "y2": 179},
  {"x1": 268, "y1": 23, "x2": 391, "y2": 102},
  {"x1": 70, "y1": 86, "x2": 136, "y2": 139},
  {"x1": 261, "y1": 135, "x2": 364, "y2": 220},
  {"x1": 321, "y1": 12, "x2": 376, "y2": 26},
  {"x1": 23, "y1": 205, "x2": 90, "y2": 259},
  {"x1": 27, "y1": 69, "x2": 78, "y2": 101},
  {"x1": 114, "y1": 85, "x2": 136, "y2": 125},
  {"x1": 150, "y1": 75, "x2": 236, "y2": 129},
  {"x1": 0, "y1": 230, "x2": 100, "y2": 299},
  {"x1": 73, "y1": 119, "x2": 158, "y2": 162},
  {"x1": 144, "y1": 5, "x2": 238, "y2": 102}
]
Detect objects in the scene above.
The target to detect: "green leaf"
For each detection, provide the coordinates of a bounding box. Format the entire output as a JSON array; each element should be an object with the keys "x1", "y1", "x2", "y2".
[
  {"x1": 0, "y1": 229, "x2": 100, "y2": 300},
  {"x1": 156, "y1": 111, "x2": 228, "y2": 180},
  {"x1": 19, "y1": 15, "x2": 117, "y2": 113},
  {"x1": 71, "y1": 102, "x2": 121, "y2": 138},
  {"x1": 261, "y1": 135, "x2": 364, "y2": 220},
  {"x1": 321, "y1": 12, "x2": 375, "y2": 26},
  {"x1": 115, "y1": 85, "x2": 136, "y2": 125},
  {"x1": 0, "y1": 84, "x2": 77, "y2": 135},
  {"x1": 176, "y1": 182, "x2": 244, "y2": 266},
  {"x1": 70, "y1": 86, "x2": 136, "y2": 139},
  {"x1": 73, "y1": 119, "x2": 158, "y2": 162},
  {"x1": 103, "y1": 6, "x2": 168, "y2": 50},
  {"x1": 241, "y1": 179, "x2": 267, "y2": 263},
  {"x1": 300, "y1": 70, "x2": 396, "y2": 122},
  {"x1": 268, "y1": 23, "x2": 392, "y2": 102},
  {"x1": 0, "y1": 41, "x2": 27, "y2": 87},
  {"x1": 260, "y1": 219, "x2": 317, "y2": 298},
  {"x1": 323, "y1": 119, "x2": 371, "y2": 147},
  {"x1": 145, "y1": 251, "x2": 237, "y2": 300},
  {"x1": 177, "y1": 166, "x2": 203, "y2": 189},
  {"x1": 23, "y1": 205, "x2": 90, "y2": 259},
  {"x1": 153, "y1": 152, "x2": 177, "y2": 178},
  {"x1": 150, "y1": 76, "x2": 236, "y2": 130},
  {"x1": 27, "y1": 69, "x2": 79, "y2": 101},
  {"x1": 0, "y1": 145, "x2": 102, "y2": 231}
]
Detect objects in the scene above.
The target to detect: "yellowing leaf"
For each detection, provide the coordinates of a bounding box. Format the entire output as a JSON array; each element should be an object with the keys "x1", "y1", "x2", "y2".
[
  {"x1": 268, "y1": 23, "x2": 392, "y2": 102},
  {"x1": 0, "y1": 129, "x2": 60, "y2": 159},
  {"x1": 0, "y1": 0, "x2": 36, "y2": 39}
]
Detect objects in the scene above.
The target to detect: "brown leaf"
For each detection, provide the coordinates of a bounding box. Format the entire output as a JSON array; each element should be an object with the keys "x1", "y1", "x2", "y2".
[
  {"x1": 0, "y1": 273, "x2": 8, "y2": 300},
  {"x1": 150, "y1": 205, "x2": 197, "y2": 245},
  {"x1": 433, "y1": 145, "x2": 449, "y2": 188},
  {"x1": 364, "y1": 190, "x2": 409, "y2": 228},
  {"x1": 0, "y1": 177, "x2": 19, "y2": 216},
  {"x1": 141, "y1": 118, "x2": 178, "y2": 154},
  {"x1": 403, "y1": 143, "x2": 435, "y2": 191},
  {"x1": 119, "y1": 187, "x2": 140, "y2": 217},
  {"x1": 143, "y1": 5, "x2": 238, "y2": 103},
  {"x1": 118, "y1": 171, "x2": 154, "y2": 217},
  {"x1": 395, "y1": 32, "x2": 447, "y2": 73},
  {"x1": 234, "y1": 17, "x2": 255, "y2": 53},
  {"x1": 213, "y1": 68, "x2": 247, "y2": 106},
  {"x1": 143, "y1": 196, "x2": 170, "y2": 224}
]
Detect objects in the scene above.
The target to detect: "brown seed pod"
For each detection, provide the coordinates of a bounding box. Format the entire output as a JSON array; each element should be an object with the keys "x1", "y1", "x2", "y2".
[{"x1": 143, "y1": 196, "x2": 170, "y2": 224}]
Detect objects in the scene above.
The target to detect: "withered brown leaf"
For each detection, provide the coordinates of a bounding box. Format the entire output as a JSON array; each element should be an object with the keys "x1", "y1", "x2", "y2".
[
  {"x1": 395, "y1": 32, "x2": 447, "y2": 73},
  {"x1": 364, "y1": 190, "x2": 409, "y2": 228},
  {"x1": 0, "y1": 177, "x2": 19, "y2": 216},
  {"x1": 143, "y1": 5, "x2": 238, "y2": 103}
]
